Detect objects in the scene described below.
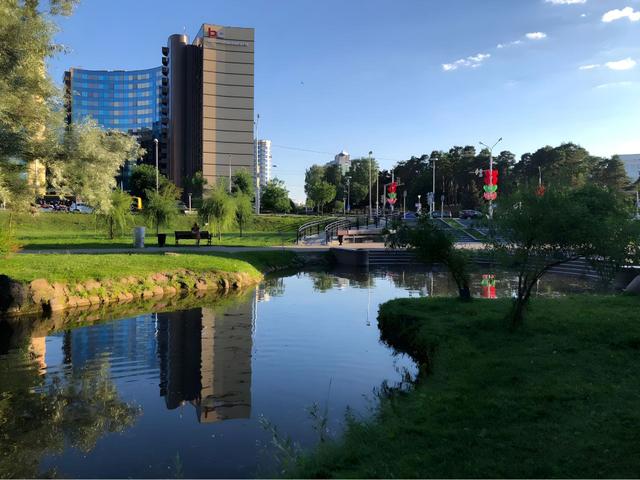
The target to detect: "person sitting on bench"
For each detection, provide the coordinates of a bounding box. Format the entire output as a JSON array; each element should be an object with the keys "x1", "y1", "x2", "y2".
[{"x1": 191, "y1": 222, "x2": 201, "y2": 246}]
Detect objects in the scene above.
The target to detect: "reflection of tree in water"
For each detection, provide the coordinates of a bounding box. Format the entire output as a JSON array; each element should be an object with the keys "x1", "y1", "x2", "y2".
[
  {"x1": 259, "y1": 276, "x2": 286, "y2": 300},
  {"x1": 0, "y1": 344, "x2": 140, "y2": 478},
  {"x1": 309, "y1": 269, "x2": 375, "y2": 291}
]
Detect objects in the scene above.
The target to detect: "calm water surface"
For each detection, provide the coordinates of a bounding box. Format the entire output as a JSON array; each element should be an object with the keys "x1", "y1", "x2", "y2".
[{"x1": 0, "y1": 268, "x2": 597, "y2": 478}]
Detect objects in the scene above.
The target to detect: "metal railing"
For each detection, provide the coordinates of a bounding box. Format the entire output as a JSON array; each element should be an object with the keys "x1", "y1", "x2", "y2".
[
  {"x1": 296, "y1": 217, "x2": 337, "y2": 244},
  {"x1": 324, "y1": 218, "x2": 351, "y2": 244}
]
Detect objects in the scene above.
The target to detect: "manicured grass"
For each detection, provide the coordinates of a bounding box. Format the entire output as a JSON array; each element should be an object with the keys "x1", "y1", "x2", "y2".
[
  {"x1": 0, "y1": 212, "x2": 314, "y2": 250},
  {"x1": 0, "y1": 250, "x2": 298, "y2": 283},
  {"x1": 294, "y1": 295, "x2": 640, "y2": 478}
]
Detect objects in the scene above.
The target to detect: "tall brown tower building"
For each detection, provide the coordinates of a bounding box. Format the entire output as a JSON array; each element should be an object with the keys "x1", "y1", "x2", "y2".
[{"x1": 161, "y1": 24, "x2": 255, "y2": 190}]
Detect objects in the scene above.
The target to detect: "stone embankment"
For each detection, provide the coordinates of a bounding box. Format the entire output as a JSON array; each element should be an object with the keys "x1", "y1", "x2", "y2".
[{"x1": 0, "y1": 269, "x2": 259, "y2": 317}]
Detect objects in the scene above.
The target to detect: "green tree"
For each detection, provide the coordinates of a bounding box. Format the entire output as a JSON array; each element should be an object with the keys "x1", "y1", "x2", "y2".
[
  {"x1": 52, "y1": 120, "x2": 143, "y2": 210},
  {"x1": 234, "y1": 193, "x2": 253, "y2": 237},
  {"x1": 231, "y1": 168, "x2": 255, "y2": 200},
  {"x1": 347, "y1": 158, "x2": 379, "y2": 207},
  {"x1": 492, "y1": 185, "x2": 640, "y2": 327},
  {"x1": 129, "y1": 164, "x2": 170, "y2": 204},
  {"x1": 96, "y1": 189, "x2": 132, "y2": 239},
  {"x1": 143, "y1": 188, "x2": 178, "y2": 235},
  {"x1": 387, "y1": 217, "x2": 472, "y2": 300},
  {"x1": 591, "y1": 156, "x2": 631, "y2": 192},
  {"x1": 261, "y1": 178, "x2": 291, "y2": 213},
  {"x1": 199, "y1": 185, "x2": 236, "y2": 240},
  {"x1": 0, "y1": 0, "x2": 76, "y2": 209}
]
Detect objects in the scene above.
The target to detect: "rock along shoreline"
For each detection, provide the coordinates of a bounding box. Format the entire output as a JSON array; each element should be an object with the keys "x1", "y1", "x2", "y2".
[{"x1": 0, "y1": 269, "x2": 261, "y2": 317}]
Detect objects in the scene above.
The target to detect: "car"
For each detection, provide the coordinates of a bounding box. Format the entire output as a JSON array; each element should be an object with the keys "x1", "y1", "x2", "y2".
[
  {"x1": 459, "y1": 209, "x2": 484, "y2": 219},
  {"x1": 176, "y1": 201, "x2": 189, "y2": 214},
  {"x1": 431, "y1": 211, "x2": 452, "y2": 218},
  {"x1": 70, "y1": 202, "x2": 94, "y2": 214}
]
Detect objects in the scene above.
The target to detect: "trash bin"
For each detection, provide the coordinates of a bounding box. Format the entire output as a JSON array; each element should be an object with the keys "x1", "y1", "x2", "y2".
[{"x1": 133, "y1": 226, "x2": 145, "y2": 248}]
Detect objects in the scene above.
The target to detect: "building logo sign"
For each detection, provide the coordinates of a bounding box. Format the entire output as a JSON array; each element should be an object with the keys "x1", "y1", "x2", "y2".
[{"x1": 207, "y1": 27, "x2": 225, "y2": 39}]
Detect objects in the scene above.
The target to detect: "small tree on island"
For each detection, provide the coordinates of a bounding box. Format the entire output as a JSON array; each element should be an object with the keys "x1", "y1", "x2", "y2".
[
  {"x1": 387, "y1": 217, "x2": 473, "y2": 300},
  {"x1": 491, "y1": 185, "x2": 640, "y2": 328},
  {"x1": 199, "y1": 185, "x2": 236, "y2": 240}
]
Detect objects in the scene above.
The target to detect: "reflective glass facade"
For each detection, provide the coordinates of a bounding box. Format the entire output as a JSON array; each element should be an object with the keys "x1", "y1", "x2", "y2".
[{"x1": 64, "y1": 67, "x2": 163, "y2": 133}]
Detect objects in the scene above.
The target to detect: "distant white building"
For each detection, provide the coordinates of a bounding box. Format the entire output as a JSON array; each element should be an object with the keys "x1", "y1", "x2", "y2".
[
  {"x1": 256, "y1": 139, "x2": 272, "y2": 187},
  {"x1": 330, "y1": 150, "x2": 351, "y2": 174},
  {"x1": 618, "y1": 154, "x2": 640, "y2": 182}
]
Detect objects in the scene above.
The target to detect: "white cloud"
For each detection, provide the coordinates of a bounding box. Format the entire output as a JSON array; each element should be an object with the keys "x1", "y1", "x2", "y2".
[
  {"x1": 605, "y1": 57, "x2": 637, "y2": 70},
  {"x1": 497, "y1": 39, "x2": 523, "y2": 49},
  {"x1": 579, "y1": 64, "x2": 600, "y2": 70},
  {"x1": 442, "y1": 53, "x2": 491, "y2": 72},
  {"x1": 595, "y1": 81, "x2": 634, "y2": 89},
  {"x1": 526, "y1": 32, "x2": 547, "y2": 40},
  {"x1": 602, "y1": 7, "x2": 640, "y2": 23},
  {"x1": 580, "y1": 13, "x2": 587, "y2": 18},
  {"x1": 545, "y1": 0, "x2": 586, "y2": 4}
]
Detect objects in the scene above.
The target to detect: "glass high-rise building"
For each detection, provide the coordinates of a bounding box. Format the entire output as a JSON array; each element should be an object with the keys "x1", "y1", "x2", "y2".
[
  {"x1": 64, "y1": 67, "x2": 163, "y2": 133},
  {"x1": 63, "y1": 67, "x2": 165, "y2": 185}
]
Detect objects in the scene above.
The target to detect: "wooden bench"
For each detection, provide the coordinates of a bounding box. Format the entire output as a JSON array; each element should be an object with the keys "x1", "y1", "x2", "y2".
[{"x1": 174, "y1": 230, "x2": 212, "y2": 245}]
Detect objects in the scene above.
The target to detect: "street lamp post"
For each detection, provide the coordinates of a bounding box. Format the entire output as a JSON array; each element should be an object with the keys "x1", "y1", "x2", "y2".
[
  {"x1": 368, "y1": 151, "x2": 373, "y2": 220},
  {"x1": 430, "y1": 156, "x2": 436, "y2": 218},
  {"x1": 346, "y1": 177, "x2": 351, "y2": 213},
  {"x1": 153, "y1": 138, "x2": 159, "y2": 193},
  {"x1": 479, "y1": 137, "x2": 503, "y2": 219}
]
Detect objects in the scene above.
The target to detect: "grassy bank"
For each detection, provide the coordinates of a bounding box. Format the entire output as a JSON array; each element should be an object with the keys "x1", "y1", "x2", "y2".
[
  {"x1": 0, "y1": 211, "x2": 315, "y2": 250},
  {"x1": 0, "y1": 250, "x2": 298, "y2": 283},
  {"x1": 295, "y1": 295, "x2": 640, "y2": 478}
]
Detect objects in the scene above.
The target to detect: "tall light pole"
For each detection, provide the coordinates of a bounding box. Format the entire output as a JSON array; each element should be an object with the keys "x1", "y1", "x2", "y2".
[
  {"x1": 368, "y1": 151, "x2": 373, "y2": 219},
  {"x1": 153, "y1": 138, "x2": 159, "y2": 193},
  {"x1": 430, "y1": 156, "x2": 437, "y2": 218},
  {"x1": 346, "y1": 176, "x2": 351, "y2": 213},
  {"x1": 479, "y1": 137, "x2": 502, "y2": 219},
  {"x1": 375, "y1": 167, "x2": 379, "y2": 217},
  {"x1": 254, "y1": 114, "x2": 260, "y2": 214}
]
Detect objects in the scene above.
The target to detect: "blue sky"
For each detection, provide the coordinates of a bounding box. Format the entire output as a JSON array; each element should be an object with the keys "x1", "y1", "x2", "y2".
[{"x1": 48, "y1": 0, "x2": 640, "y2": 202}]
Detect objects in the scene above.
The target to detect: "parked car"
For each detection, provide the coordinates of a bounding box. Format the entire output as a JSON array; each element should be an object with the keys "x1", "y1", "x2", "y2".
[
  {"x1": 70, "y1": 202, "x2": 94, "y2": 214},
  {"x1": 176, "y1": 201, "x2": 189, "y2": 214},
  {"x1": 459, "y1": 209, "x2": 483, "y2": 219},
  {"x1": 431, "y1": 211, "x2": 452, "y2": 218}
]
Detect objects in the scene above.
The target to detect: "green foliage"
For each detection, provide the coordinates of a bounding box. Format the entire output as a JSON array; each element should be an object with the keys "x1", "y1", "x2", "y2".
[
  {"x1": 231, "y1": 168, "x2": 255, "y2": 200},
  {"x1": 199, "y1": 185, "x2": 236, "y2": 240},
  {"x1": 51, "y1": 120, "x2": 143, "y2": 209},
  {"x1": 234, "y1": 193, "x2": 253, "y2": 237},
  {"x1": 389, "y1": 217, "x2": 472, "y2": 299},
  {"x1": 261, "y1": 178, "x2": 291, "y2": 213},
  {"x1": 143, "y1": 188, "x2": 178, "y2": 235},
  {"x1": 492, "y1": 185, "x2": 640, "y2": 326},
  {"x1": 295, "y1": 295, "x2": 640, "y2": 478},
  {"x1": 346, "y1": 158, "x2": 379, "y2": 207},
  {"x1": 129, "y1": 164, "x2": 171, "y2": 204},
  {"x1": 0, "y1": 354, "x2": 138, "y2": 478},
  {"x1": 0, "y1": 0, "x2": 76, "y2": 209},
  {"x1": 95, "y1": 189, "x2": 132, "y2": 239},
  {"x1": 184, "y1": 170, "x2": 207, "y2": 199}
]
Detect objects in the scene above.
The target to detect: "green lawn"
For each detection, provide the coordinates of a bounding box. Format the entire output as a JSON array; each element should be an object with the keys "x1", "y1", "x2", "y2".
[
  {"x1": 294, "y1": 295, "x2": 640, "y2": 478},
  {"x1": 0, "y1": 212, "x2": 315, "y2": 250},
  {"x1": 0, "y1": 250, "x2": 298, "y2": 283}
]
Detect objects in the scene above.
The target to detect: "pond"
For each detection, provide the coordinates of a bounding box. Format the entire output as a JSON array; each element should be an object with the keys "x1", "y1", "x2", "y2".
[{"x1": 0, "y1": 268, "x2": 598, "y2": 478}]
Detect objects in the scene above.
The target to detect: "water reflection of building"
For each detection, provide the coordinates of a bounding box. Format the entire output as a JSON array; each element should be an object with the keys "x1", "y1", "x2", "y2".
[
  {"x1": 29, "y1": 337, "x2": 47, "y2": 373},
  {"x1": 158, "y1": 293, "x2": 254, "y2": 423}
]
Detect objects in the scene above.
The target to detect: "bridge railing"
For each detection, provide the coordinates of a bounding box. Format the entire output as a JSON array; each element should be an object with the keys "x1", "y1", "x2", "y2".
[
  {"x1": 296, "y1": 217, "x2": 337, "y2": 244},
  {"x1": 324, "y1": 218, "x2": 351, "y2": 244}
]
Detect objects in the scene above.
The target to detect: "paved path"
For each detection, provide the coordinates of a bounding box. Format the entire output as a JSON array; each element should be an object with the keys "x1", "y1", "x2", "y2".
[{"x1": 18, "y1": 241, "x2": 488, "y2": 255}]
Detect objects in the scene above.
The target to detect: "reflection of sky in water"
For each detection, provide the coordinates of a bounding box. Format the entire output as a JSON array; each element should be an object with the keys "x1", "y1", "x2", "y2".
[{"x1": 3, "y1": 268, "x2": 598, "y2": 478}]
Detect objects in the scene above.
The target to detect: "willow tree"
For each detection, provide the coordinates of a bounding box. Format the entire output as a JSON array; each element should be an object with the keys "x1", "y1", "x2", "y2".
[{"x1": 199, "y1": 185, "x2": 236, "y2": 240}]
